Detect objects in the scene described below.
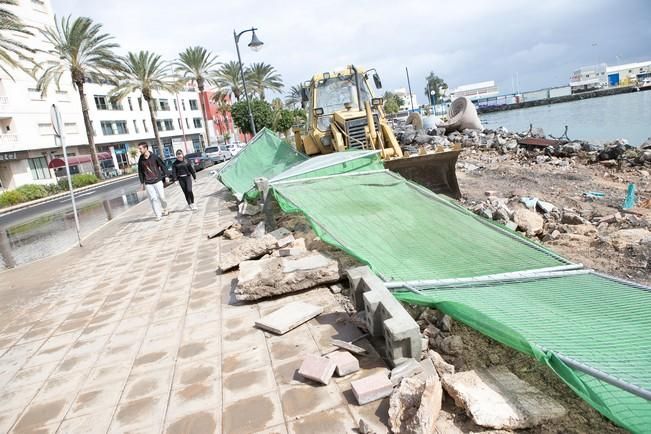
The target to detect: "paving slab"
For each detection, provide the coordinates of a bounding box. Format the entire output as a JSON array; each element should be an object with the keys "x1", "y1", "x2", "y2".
[{"x1": 255, "y1": 301, "x2": 323, "y2": 335}]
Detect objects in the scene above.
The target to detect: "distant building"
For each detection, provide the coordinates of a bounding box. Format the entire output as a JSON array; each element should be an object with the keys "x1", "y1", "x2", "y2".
[
  {"x1": 393, "y1": 88, "x2": 418, "y2": 111},
  {"x1": 449, "y1": 81, "x2": 499, "y2": 101},
  {"x1": 570, "y1": 61, "x2": 651, "y2": 91}
]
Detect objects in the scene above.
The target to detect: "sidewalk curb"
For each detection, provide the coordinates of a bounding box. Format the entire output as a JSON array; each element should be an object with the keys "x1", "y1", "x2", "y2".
[{"x1": 0, "y1": 174, "x2": 139, "y2": 216}]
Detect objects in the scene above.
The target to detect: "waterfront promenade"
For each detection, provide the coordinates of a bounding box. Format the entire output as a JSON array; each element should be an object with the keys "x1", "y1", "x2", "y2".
[{"x1": 0, "y1": 179, "x2": 389, "y2": 433}]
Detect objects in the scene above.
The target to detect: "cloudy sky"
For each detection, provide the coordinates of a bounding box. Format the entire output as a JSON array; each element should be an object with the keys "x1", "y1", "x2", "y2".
[{"x1": 51, "y1": 0, "x2": 650, "y2": 101}]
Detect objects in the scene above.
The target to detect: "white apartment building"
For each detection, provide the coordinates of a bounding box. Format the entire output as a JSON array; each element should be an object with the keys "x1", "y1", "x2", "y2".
[
  {"x1": 393, "y1": 88, "x2": 419, "y2": 111},
  {"x1": 0, "y1": 0, "x2": 206, "y2": 190}
]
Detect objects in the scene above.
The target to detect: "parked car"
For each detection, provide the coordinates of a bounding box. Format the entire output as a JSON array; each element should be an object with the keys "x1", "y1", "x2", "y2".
[
  {"x1": 205, "y1": 145, "x2": 232, "y2": 163},
  {"x1": 227, "y1": 144, "x2": 244, "y2": 156},
  {"x1": 184, "y1": 152, "x2": 214, "y2": 171}
]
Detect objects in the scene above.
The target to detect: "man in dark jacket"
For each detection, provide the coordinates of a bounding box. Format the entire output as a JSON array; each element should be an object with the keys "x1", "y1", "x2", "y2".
[{"x1": 137, "y1": 142, "x2": 169, "y2": 221}]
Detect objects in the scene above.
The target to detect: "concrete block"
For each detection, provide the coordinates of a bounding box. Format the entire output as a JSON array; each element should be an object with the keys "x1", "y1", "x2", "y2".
[
  {"x1": 278, "y1": 238, "x2": 307, "y2": 257},
  {"x1": 351, "y1": 372, "x2": 394, "y2": 405},
  {"x1": 390, "y1": 358, "x2": 423, "y2": 386},
  {"x1": 218, "y1": 228, "x2": 292, "y2": 272},
  {"x1": 255, "y1": 301, "x2": 323, "y2": 335},
  {"x1": 299, "y1": 354, "x2": 336, "y2": 385},
  {"x1": 346, "y1": 266, "x2": 376, "y2": 311},
  {"x1": 326, "y1": 350, "x2": 360, "y2": 377},
  {"x1": 442, "y1": 366, "x2": 567, "y2": 429},
  {"x1": 276, "y1": 233, "x2": 295, "y2": 248}
]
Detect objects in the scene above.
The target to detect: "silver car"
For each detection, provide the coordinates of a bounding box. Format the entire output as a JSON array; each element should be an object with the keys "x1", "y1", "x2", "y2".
[{"x1": 205, "y1": 145, "x2": 232, "y2": 163}]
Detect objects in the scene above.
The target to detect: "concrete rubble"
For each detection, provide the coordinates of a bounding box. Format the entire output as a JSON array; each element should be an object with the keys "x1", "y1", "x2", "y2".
[
  {"x1": 326, "y1": 350, "x2": 360, "y2": 376},
  {"x1": 299, "y1": 354, "x2": 336, "y2": 384},
  {"x1": 442, "y1": 366, "x2": 567, "y2": 429},
  {"x1": 218, "y1": 228, "x2": 292, "y2": 272},
  {"x1": 351, "y1": 372, "x2": 394, "y2": 405},
  {"x1": 235, "y1": 251, "x2": 341, "y2": 301},
  {"x1": 388, "y1": 375, "x2": 442, "y2": 434}
]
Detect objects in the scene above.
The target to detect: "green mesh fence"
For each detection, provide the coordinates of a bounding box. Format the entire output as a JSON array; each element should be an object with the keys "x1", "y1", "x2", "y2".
[
  {"x1": 394, "y1": 272, "x2": 651, "y2": 433},
  {"x1": 217, "y1": 128, "x2": 308, "y2": 201},
  {"x1": 270, "y1": 150, "x2": 385, "y2": 183},
  {"x1": 272, "y1": 170, "x2": 569, "y2": 281}
]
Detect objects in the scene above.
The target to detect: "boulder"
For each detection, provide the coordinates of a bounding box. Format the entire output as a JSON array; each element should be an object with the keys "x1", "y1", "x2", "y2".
[
  {"x1": 559, "y1": 142, "x2": 581, "y2": 156},
  {"x1": 234, "y1": 251, "x2": 341, "y2": 300},
  {"x1": 440, "y1": 336, "x2": 463, "y2": 355},
  {"x1": 536, "y1": 200, "x2": 557, "y2": 214},
  {"x1": 442, "y1": 366, "x2": 567, "y2": 429},
  {"x1": 561, "y1": 210, "x2": 587, "y2": 225},
  {"x1": 513, "y1": 209, "x2": 544, "y2": 236},
  {"x1": 389, "y1": 375, "x2": 442, "y2": 434},
  {"x1": 609, "y1": 228, "x2": 651, "y2": 251}
]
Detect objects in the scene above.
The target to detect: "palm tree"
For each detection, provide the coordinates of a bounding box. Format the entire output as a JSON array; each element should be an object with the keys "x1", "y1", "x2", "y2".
[
  {"x1": 285, "y1": 84, "x2": 303, "y2": 108},
  {"x1": 216, "y1": 61, "x2": 243, "y2": 101},
  {"x1": 246, "y1": 62, "x2": 283, "y2": 100},
  {"x1": 0, "y1": 0, "x2": 35, "y2": 79},
  {"x1": 210, "y1": 88, "x2": 232, "y2": 136},
  {"x1": 111, "y1": 51, "x2": 180, "y2": 158},
  {"x1": 175, "y1": 46, "x2": 220, "y2": 150},
  {"x1": 37, "y1": 16, "x2": 121, "y2": 178}
]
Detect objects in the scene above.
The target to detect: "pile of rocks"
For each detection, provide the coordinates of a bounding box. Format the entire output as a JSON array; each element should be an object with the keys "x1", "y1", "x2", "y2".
[{"x1": 392, "y1": 117, "x2": 651, "y2": 168}]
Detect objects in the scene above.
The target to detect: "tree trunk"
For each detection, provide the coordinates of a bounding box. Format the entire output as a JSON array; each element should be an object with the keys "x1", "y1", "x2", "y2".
[
  {"x1": 146, "y1": 96, "x2": 164, "y2": 157},
  {"x1": 197, "y1": 82, "x2": 210, "y2": 151},
  {"x1": 76, "y1": 82, "x2": 102, "y2": 178}
]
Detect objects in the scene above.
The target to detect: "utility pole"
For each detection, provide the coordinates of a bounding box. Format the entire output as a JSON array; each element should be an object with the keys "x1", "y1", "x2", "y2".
[{"x1": 405, "y1": 67, "x2": 414, "y2": 111}]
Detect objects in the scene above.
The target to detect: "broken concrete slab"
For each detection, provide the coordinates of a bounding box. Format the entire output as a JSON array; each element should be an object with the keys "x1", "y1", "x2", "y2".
[
  {"x1": 514, "y1": 208, "x2": 544, "y2": 236},
  {"x1": 351, "y1": 372, "x2": 394, "y2": 405},
  {"x1": 239, "y1": 201, "x2": 261, "y2": 216},
  {"x1": 207, "y1": 221, "x2": 234, "y2": 239},
  {"x1": 442, "y1": 366, "x2": 567, "y2": 429},
  {"x1": 327, "y1": 350, "x2": 360, "y2": 377},
  {"x1": 390, "y1": 358, "x2": 423, "y2": 386},
  {"x1": 278, "y1": 238, "x2": 307, "y2": 257},
  {"x1": 223, "y1": 227, "x2": 243, "y2": 240},
  {"x1": 388, "y1": 375, "x2": 442, "y2": 434},
  {"x1": 276, "y1": 233, "x2": 295, "y2": 248},
  {"x1": 299, "y1": 354, "x2": 336, "y2": 384},
  {"x1": 255, "y1": 301, "x2": 323, "y2": 335},
  {"x1": 235, "y1": 251, "x2": 341, "y2": 301},
  {"x1": 428, "y1": 350, "x2": 455, "y2": 377},
  {"x1": 218, "y1": 228, "x2": 292, "y2": 272},
  {"x1": 331, "y1": 339, "x2": 367, "y2": 355}
]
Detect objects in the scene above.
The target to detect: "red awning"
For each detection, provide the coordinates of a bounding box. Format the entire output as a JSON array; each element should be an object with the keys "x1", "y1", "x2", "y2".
[{"x1": 48, "y1": 152, "x2": 112, "y2": 169}]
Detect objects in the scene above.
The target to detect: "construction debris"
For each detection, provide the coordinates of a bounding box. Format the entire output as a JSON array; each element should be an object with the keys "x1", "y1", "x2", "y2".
[
  {"x1": 235, "y1": 251, "x2": 341, "y2": 301},
  {"x1": 206, "y1": 221, "x2": 234, "y2": 239},
  {"x1": 441, "y1": 366, "x2": 567, "y2": 429},
  {"x1": 428, "y1": 350, "x2": 455, "y2": 377},
  {"x1": 278, "y1": 237, "x2": 307, "y2": 257},
  {"x1": 217, "y1": 228, "x2": 292, "y2": 272},
  {"x1": 299, "y1": 354, "x2": 336, "y2": 384},
  {"x1": 331, "y1": 339, "x2": 367, "y2": 355},
  {"x1": 390, "y1": 358, "x2": 423, "y2": 386},
  {"x1": 326, "y1": 350, "x2": 360, "y2": 376},
  {"x1": 351, "y1": 372, "x2": 394, "y2": 405},
  {"x1": 254, "y1": 301, "x2": 322, "y2": 335},
  {"x1": 388, "y1": 375, "x2": 442, "y2": 434}
]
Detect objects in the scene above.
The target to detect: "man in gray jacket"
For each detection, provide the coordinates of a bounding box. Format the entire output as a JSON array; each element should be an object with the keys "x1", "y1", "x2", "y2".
[{"x1": 137, "y1": 142, "x2": 169, "y2": 221}]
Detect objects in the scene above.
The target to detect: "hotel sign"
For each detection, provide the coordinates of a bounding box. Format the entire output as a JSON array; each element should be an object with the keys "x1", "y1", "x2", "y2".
[{"x1": 0, "y1": 152, "x2": 17, "y2": 161}]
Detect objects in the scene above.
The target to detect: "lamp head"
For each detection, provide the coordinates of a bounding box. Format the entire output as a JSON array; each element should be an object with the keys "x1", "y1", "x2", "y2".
[{"x1": 248, "y1": 30, "x2": 263, "y2": 52}]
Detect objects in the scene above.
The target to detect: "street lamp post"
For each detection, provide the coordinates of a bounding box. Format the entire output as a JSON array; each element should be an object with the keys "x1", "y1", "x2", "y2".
[{"x1": 233, "y1": 27, "x2": 263, "y2": 137}]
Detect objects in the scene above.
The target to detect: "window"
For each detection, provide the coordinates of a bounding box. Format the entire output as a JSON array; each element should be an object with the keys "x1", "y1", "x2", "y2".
[
  {"x1": 173, "y1": 99, "x2": 177, "y2": 110},
  {"x1": 142, "y1": 119, "x2": 148, "y2": 132},
  {"x1": 28, "y1": 88, "x2": 43, "y2": 101},
  {"x1": 158, "y1": 99, "x2": 170, "y2": 111},
  {"x1": 177, "y1": 118, "x2": 182, "y2": 129},
  {"x1": 94, "y1": 95, "x2": 108, "y2": 110},
  {"x1": 137, "y1": 97, "x2": 143, "y2": 111},
  {"x1": 185, "y1": 118, "x2": 190, "y2": 128},
  {"x1": 156, "y1": 119, "x2": 174, "y2": 131},
  {"x1": 181, "y1": 100, "x2": 186, "y2": 110},
  {"x1": 56, "y1": 90, "x2": 70, "y2": 102},
  {"x1": 189, "y1": 99, "x2": 199, "y2": 110},
  {"x1": 100, "y1": 120, "x2": 128, "y2": 135},
  {"x1": 64, "y1": 122, "x2": 78, "y2": 134},
  {"x1": 193, "y1": 118, "x2": 202, "y2": 128},
  {"x1": 110, "y1": 99, "x2": 123, "y2": 111},
  {"x1": 29, "y1": 157, "x2": 50, "y2": 180},
  {"x1": 133, "y1": 120, "x2": 139, "y2": 133},
  {"x1": 128, "y1": 97, "x2": 133, "y2": 111}
]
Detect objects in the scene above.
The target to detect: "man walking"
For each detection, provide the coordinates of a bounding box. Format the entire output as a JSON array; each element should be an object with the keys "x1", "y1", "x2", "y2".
[{"x1": 137, "y1": 142, "x2": 169, "y2": 221}]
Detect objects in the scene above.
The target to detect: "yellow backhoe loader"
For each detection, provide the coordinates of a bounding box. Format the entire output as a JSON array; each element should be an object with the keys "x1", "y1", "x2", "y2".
[{"x1": 293, "y1": 65, "x2": 461, "y2": 198}]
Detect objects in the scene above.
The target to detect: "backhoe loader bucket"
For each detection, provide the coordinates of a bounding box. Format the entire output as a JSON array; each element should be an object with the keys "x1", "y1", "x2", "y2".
[{"x1": 384, "y1": 150, "x2": 462, "y2": 199}]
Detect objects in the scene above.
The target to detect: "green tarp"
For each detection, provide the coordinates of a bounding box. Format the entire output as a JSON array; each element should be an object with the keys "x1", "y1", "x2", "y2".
[
  {"x1": 272, "y1": 170, "x2": 569, "y2": 281},
  {"x1": 217, "y1": 128, "x2": 308, "y2": 201},
  {"x1": 395, "y1": 273, "x2": 651, "y2": 433}
]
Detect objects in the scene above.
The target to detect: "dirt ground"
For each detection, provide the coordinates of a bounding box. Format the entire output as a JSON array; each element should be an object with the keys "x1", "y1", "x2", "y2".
[{"x1": 457, "y1": 148, "x2": 651, "y2": 286}]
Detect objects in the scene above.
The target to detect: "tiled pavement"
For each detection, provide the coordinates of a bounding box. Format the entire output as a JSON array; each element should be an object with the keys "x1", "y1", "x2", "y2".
[{"x1": 0, "y1": 177, "x2": 391, "y2": 433}]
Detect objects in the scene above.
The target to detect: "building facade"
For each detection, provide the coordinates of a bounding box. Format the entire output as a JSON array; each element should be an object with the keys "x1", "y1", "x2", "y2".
[
  {"x1": 570, "y1": 61, "x2": 651, "y2": 91},
  {"x1": 392, "y1": 88, "x2": 419, "y2": 112},
  {"x1": 0, "y1": 0, "x2": 206, "y2": 190},
  {"x1": 449, "y1": 81, "x2": 499, "y2": 101}
]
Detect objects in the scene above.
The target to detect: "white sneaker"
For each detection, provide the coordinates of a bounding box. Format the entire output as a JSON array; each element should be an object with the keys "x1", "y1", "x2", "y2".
[
  {"x1": 186, "y1": 205, "x2": 192, "y2": 211},
  {"x1": 155, "y1": 216, "x2": 161, "y2": 222},
  {"x1": 191, "y1": 204, "x2": 198, "y2": 211},
  {"x1": 162, "y1": 209, "x2": 169, "y2": 216}
]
